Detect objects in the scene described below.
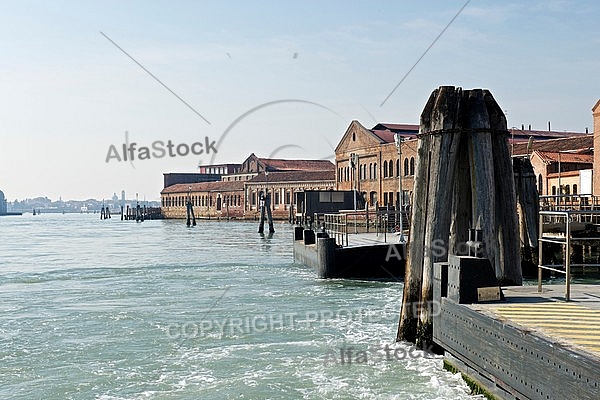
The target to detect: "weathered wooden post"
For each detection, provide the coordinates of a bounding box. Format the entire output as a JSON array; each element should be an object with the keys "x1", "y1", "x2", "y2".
[
  {"x1": 397, "y1": 86, "x2": 522, "y2": 346},
  {"x1": 265, "y1": 193, "x2": 275, "y2": 233},
  {"x1": 258, "y1": 191, "x2": 266, "y2": 233},
  {"x1": 514, "y1": 157, "x2": 539, "y2": 272}
]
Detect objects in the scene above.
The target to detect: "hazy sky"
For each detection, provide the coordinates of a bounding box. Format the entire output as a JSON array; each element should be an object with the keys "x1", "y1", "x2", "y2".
[{"x1": 1, "y1": 0, "x2": 599, "y2": 201}]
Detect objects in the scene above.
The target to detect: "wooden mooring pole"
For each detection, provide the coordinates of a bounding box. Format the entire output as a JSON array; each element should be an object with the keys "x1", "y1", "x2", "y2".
[
  {"x1": 397, "y1": 86, "x2": 522, "y2": 347},
  {"x1": 258, "y1": 191, "x2": 275, "y2": 234}
]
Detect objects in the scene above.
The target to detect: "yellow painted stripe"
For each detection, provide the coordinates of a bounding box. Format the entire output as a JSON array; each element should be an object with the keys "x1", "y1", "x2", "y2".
[
  {"x1": 548, "y1": 334, "x2": 600, "y2": 340},
  {"x1": 535, "y1": 328, "x2": 600, "y2": 334},
  {"x1": 511, "y1": 323, "x2": 598, "y2": 329},
  {"x1": 495, "y1": 309, "x2": 598, "y2": 314},
  {"x1": 492, "y1": 302, "x2": 600, "y2": 354},
  {"x1": 499, "y1": 317, "x2": 600, "y2": 323},
  {"x1": 571, "y1": 340, "x2": 600, "y2": 345},
  {"x1": 502, "y1": 312, "x2": 600, "y2": 319}
]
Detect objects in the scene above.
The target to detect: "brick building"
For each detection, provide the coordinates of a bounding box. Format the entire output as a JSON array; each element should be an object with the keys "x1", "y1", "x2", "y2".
[
  {"x1": 245, "y1": 170, "x2": 335, "y2": 220},
  {"x1": 511, "y1": 102, "x2": 598, "y2": 197},
  {"x1": 529, "y1": 150, "x2": 593, "y2": 196},
  {"x1": 335, "y1": 120, "x2": 419, "y2": 207},
  {"x1": 160, "y1": 153, "x2": 335, "y2": 219},
  {"x1": 593, "y1": 100, "x2": 600, "y2": 195},
  {"x1": 334, "y1": 117, "x2": 594, "y2": 208}
]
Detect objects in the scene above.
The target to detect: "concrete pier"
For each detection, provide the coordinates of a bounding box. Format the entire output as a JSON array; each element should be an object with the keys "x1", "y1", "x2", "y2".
[
  {"x1": 434, "y1": 283, "x2": 600, "y2": 399},
  {"x1": 293, "y1": 228, "x2": 405, "y2": 280}
]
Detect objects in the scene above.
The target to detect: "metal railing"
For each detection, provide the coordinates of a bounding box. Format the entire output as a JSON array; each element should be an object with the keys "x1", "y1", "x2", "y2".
[
  {"x1": 537, "y1": 210, "x2": 600, "y2": 301},
  {"x1": 320, "y1": 207, "x2": 411, "y2": 247},
  {"x1": 323, "y1": 213, "x2": 348, "y2": 247}
]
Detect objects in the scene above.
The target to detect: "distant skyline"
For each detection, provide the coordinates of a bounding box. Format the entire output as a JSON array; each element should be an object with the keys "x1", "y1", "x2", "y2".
[{"x1": 1, "y1": 1, "x2": 599, "y2": 200}]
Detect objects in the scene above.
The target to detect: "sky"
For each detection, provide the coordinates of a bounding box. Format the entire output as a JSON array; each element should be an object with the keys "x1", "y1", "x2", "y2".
[{"x1": 1, "y1": 0, "x2": 599, "y2": 201}]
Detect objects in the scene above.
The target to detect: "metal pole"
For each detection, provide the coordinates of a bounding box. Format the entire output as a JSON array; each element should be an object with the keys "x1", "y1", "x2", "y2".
[
  {"x1": 538, "y1": 212, "x2": 544, "y2": 293},
  {"x1": 566, "y1": 213, "x2": 571, "y2": 301},
  {"x1": 394, "y1": 133, "x2": 405, "y2": 243}
]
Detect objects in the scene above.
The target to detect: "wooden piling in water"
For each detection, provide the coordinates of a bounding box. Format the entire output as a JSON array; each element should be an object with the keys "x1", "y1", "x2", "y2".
[
  {"x1": 514, "y1": 157, "x2": 539, "y2": 273},
  {"x1": 397, "y1": 86, "x2": 522, "y2": 346}
]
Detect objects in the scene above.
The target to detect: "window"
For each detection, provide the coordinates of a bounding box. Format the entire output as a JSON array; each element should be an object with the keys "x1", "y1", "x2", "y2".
[
  {"x1": 383, "y1": 192, "x2": 388, "y2": 206},
  {"x1": 404, "y1": 158, "x2": 409, "y2": 176},
  {"x1": 332, "y1": 192, "x2": 344, "y2": 202},
  {"x1": 396, "y1": 159, "x2": 400, "y2": 177},
  {"x1": 389, "y1": 160, "x2": 393, "y2": 177},
  {"x1": 573, "y1": 184, "x2": 578, "y2": 195},
  {"x1": 564, "y1": 185, "x2": 570, "y2": 195},
  {"x1": 369, "y1": 191, "x2": 377, "y2": 205},
  {"x1": 275, "y1": 192, "x2": 280, "y2": 205},
  {"x1": 538, "y1": 174, "x2": 543, "y2": 194},
  {"x1": 383, "y1": 161, "x2": 388, "y2": 178},
  {"x1": 410, "y1": 157, "x2": 415, "y2": 175},
  {"x1": 352, "y1": 132, "x2": 356, "y2": 141},
  {"x1": 374, "y1": 163, "x2": 377, "y2": 179},
  {"x1": 369, "y1": 163, "x2": 373, "y2": 180}
]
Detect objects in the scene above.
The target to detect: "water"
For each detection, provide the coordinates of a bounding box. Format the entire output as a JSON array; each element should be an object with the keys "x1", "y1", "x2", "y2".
[{"x1": 0, "y1": 213, "x2": 475, "y2": 399}]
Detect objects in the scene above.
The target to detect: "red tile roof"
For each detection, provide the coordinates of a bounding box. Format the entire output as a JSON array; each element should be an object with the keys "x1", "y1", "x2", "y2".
[
  {"x1": 373, "y1": 123, "x2": 420, "y2": 131},
  {"x1": 369, "y1": 123, "x2": 419, "y2": 143},
  {"x1": 258, "y1": 158, "x2": 335, "y2": 172},
  {"x1": 161, "y1": 181, "x2": 245, "y2": 194},
  {"x1": 512, "y1": 135, "x2": 593, "y2": 156},
  {"x1": 249, "y1": 170, "x2": 335, "y2": 183},
  {"x1": 533, "y1": 151, "x2": 593, "y2": 164}
]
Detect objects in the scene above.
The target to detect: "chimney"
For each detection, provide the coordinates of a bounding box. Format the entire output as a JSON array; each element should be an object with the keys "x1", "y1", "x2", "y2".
[
  {"x1": 586, "y1": 127, "x2": 589, "y2": 134},
  {"x1": 528, "y1": 124, "x2": 531, "y2": 131},
  {"x1": 521, "y1": 124, "x2": 524, "y2": 130},
  {"x1": 548, "y1": 121, "x2": 551, "y2": 131}
]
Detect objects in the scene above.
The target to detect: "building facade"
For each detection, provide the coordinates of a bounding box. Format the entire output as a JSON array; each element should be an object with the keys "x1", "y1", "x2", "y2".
[
  {"x1": 593, "y1": 100, "x2": 600, "y2": 195},
  {"x1": 160, "y1": 154, "x2": 335, "y2": 219},
  {"x1": 529, "y1": 150, "x2": 593, "y2": 196},
  {"x1": 335, "y1": 120, "x2": 418, "y2": 208},
  {"x1": 245, "y1": 170, "x2": 335, "y2": 220}
]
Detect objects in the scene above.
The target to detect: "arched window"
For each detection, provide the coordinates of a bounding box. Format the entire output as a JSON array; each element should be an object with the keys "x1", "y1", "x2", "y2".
[
  {"x1": 383, "y1": 161, "x2": 388, "y2": 178},
  {"x1": 552, "y1": 186, "x2": 556, "y2": 195},
  {"x1": 374, "y1": 163, "x2": 377, "y2": 179},
  {"x1": 396, "y1": 159, "x2": 400, "y2": 177},
  {"x1": 389, "y1": 159, "x2": 393, "y2": 177},
  {"x1": 410, "y1": 157, "x2": 415, "y2": 175},
  {"x1": 404, "y1": 158, "x2": 409, "y2": 176},
  {"x1": 565, "y1": 185, "x2": 570, "y2": 195},
  {"x1": 573, "y1": 184, "x2": 578, "y2": 195},
  {"x1": 538, "y1": 174, "x2": 543, "y2": 194}
]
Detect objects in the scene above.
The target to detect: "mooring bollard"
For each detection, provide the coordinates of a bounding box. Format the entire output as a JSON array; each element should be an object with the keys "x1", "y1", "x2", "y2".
[
  {"x1": 317, "y1": 237, "x2": 336, "y2": 278},
  {"x1": 294, "y1": 226, "x2": 304, "y2": 241},
  {"x1": 303, "y1": 229, "x2": 315, "y2": 245}
]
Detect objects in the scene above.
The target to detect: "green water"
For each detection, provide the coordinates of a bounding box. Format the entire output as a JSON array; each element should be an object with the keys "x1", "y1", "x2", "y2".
[{"x1": 0, "y1": 213, "x2": 475, "y2": 399}]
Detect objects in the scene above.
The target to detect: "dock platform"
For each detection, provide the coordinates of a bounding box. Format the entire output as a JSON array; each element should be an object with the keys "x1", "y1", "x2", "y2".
[
  {"x1": 435, "y1": 284, "x2": 600, "y2": 400},
  {"x1": 293, "y1": 227, "x2": 405, "y2": 280}
]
